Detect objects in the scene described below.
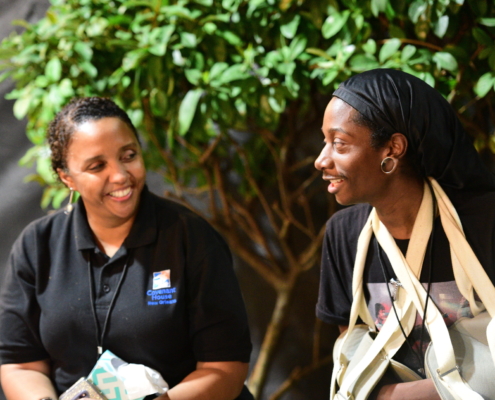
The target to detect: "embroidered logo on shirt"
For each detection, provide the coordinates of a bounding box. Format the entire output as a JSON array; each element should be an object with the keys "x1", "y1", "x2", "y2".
[
  {"x1": 148, "y1": 270, "x2": 177, "y2": 306},
  {"x1": 153, "y1": 269, "x2": 171, "y2": 289}
]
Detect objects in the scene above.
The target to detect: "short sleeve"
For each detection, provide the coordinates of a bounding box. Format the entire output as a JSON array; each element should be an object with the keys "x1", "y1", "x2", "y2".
[
  {"x1": 185, "y1": 229, "x2": 252, "y2": 363},
  {"x1": 316, "y1": 204, "x2": 371, "y2": 326},
  {"x1": 0, "y1": 229, "x2": 50, "y2": 364}
]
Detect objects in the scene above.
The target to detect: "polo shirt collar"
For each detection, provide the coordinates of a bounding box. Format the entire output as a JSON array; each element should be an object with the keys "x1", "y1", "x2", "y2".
[{"x1": 73, "y1": 185, "x2": 158, "y2": 251}]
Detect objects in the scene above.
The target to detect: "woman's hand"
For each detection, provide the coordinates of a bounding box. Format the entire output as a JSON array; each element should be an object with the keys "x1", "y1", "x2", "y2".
[
  {"x1": 375, "y1": 379, "x2": 441, "y2": 400},
  {"x1": 156, "y1": 361, "x2": 248, "y2": 400},
  {"x1": 0, "y1": 360, "x2": 57, "y2": 400}
]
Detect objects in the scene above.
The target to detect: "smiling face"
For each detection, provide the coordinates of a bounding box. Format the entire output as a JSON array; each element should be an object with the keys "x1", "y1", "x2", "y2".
[
  {"x1": 314, "y1": 97, "x2": 391, "y2": 206},
  {"x1": 57, "y1": 117, "x2": 146, "y2": 228}
]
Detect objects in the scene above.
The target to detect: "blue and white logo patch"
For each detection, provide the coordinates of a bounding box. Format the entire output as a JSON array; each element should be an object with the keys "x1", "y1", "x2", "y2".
[{"x1": 153, "y1": 269, "x2": 171, "y2": 289}]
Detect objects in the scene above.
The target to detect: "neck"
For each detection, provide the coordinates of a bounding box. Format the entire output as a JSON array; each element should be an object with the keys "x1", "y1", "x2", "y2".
[
  {"x1": 87, "y1": 216, "x2": 135, "y2": 257},
  {"x1": 373, "y1": 176, "x2": 425, "y2": 240}
]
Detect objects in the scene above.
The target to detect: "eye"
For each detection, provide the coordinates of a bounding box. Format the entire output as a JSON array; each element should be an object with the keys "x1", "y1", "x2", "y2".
[
  {"x1": 88, "y1": 162, "x2": 104, "y2": 171},
  {"x1": 122, "y1": 150, "x2": 137, "y2": 162}
]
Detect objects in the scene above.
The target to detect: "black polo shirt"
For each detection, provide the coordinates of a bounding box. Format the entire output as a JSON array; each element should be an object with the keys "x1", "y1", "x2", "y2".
[{"x1": 0, "y1": 186, "x2": 253, "y2": 397}]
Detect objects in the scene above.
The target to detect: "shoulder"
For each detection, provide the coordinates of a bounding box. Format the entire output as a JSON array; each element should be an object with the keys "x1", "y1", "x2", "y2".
[
  {"x1": 325, "y1": 203, "x2": 372, "y2": 238},
  {"x1": 9, "y1": 209, "x2": 68, "y2": 272},
  {"x1": 146, "y1": 191, "x2": 227, "y2": 246},
  {"x1": 445, "y1": 189, "x2": 495, "y2": 232},
  {"x1": 12, "y1": 209, "x2": 67, "y2": 248}
]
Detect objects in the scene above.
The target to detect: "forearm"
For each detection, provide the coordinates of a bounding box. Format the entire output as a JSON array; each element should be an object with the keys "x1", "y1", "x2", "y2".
[
  {"x1": 375, "y1": 379, "x2": 441, "y2": 400},
  {"x1": 1, "y1": 361, "x2": 57, "y2": 400},
  {"x1": 158, "y1": 361, "x2": 248, "y2": 400}
]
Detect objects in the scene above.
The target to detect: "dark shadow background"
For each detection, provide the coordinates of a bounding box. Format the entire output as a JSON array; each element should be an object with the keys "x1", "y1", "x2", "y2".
[{"x1": 0, "y1": 1, "x2": 337, "y2": 399}]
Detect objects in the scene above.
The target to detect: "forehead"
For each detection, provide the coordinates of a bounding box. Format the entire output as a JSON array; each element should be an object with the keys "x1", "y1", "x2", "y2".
[
  {"x1": 65, "y1": 117, "x2": 138, "y2": 162},
  {"x1": 70, "y1": 117, "x2": 137, "y2": 147},
  {"x1": 323, "y1": 97, "x2": 357, "y2": 124},
  {"x1": 322, "y1": 97, "x2": 371, "y2": 139}
]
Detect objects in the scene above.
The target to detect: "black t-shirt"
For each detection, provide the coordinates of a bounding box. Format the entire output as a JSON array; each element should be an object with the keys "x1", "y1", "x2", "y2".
[
  {"x1": 0, "y1": 187, "x2": 253, "y2": 399},
  {"x1": 316, "y1": 190, "x2": 495, "y2": 374}
]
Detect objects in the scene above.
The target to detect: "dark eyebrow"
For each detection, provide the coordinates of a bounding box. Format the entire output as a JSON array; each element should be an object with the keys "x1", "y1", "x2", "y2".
[
  {"x1": 82, "y1": 142, "x2": 138, "y2": 164},
  {"x1": 321, "y1": 127, "x2": 353, "y2": 137}
]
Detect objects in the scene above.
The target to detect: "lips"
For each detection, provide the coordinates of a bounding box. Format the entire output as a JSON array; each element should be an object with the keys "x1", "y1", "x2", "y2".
[
  {"x1": 323, "y1": 175, "x2": 345, "y2": 194},
  {"x1": 108, "y1": 187, "x2": 132, "y2": 199},
  {"x1": 328, "y1": 178, "x2": 344, "y2": 185}
]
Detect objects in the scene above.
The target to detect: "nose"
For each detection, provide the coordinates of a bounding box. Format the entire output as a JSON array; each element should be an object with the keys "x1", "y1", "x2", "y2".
[
  {"x1": 314, "y1": 144, "x2": 332, "y2": 171},
  {"x1": 108, "y1": 161, "x2": 128, "y2": 183}
]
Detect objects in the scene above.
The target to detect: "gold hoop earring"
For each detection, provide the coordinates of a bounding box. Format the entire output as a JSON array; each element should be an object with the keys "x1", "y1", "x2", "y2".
[
  {"x1": 64, "y1": 188, "x2": 74, "y2": 214},
  {"x1": 380, "y1": 157, "x2": 397, "y2": 174}
]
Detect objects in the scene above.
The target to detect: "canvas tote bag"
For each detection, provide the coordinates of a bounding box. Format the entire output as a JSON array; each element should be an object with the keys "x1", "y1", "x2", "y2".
[
  {"x1": 330, "y1": 181, "x2": 435, "y2": 400},
  {"x1": 331, "y1": 178, "x2": 495, "y2": 400}
]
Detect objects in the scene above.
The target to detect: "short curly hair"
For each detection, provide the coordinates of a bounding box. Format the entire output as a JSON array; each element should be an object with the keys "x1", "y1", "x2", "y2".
[{"x1": 47, "y1": 97, "x2": 139, "y2": 175}]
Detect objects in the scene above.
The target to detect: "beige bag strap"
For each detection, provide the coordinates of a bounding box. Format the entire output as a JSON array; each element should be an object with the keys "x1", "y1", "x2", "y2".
[
  {"x1": 429, "y1": 178, "x2": 495, "y2": 378},
  {"x1": 374, "y1": 178, "x2": 494, "y2": 400},
  {"x1": 332, "y1": 182, "x2": 433, "y2": 399},
  {"x1": 430, "y1": 178, "x2": 495, "y2": 315}
]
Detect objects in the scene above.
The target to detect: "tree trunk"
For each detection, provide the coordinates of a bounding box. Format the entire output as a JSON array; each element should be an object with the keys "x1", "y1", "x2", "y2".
[{"x1": 247, "y1": 276, "x2": 297, "y2": 399}]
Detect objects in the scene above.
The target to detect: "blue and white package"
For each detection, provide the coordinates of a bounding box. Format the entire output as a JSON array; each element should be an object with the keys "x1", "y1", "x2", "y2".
[{"x1": 89, "y1": 350, "x2": 168, "y2": 400}]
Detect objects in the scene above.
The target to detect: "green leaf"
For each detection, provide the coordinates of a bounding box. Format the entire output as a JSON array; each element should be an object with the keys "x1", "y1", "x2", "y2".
[
  {"x1": 181, "y1": 32, "x2": 197, "y2": 48},
  {"x1": 193, "y1": 0, "x2": 213, "y2": 5},
  {"x1": 13, "y1": 97, "x2": 31, "y2": 120},
  {"x1": 280, "y1": 14, "x2": 300, "y2": 39},
  {"x1": 45, "y1": 57, "x2": 62, "y2": 82},
  {"x1": 52, "y1": 187, "x2": 70, "y2": 209},
  {"x1": 74, "y1": 41, "x2": 93, "y2": 61},
  {"x1": 479, "y1": 47, "x2": 492, "y2": 60},
  {"x1": 433, "y1": 51, "x2": 458, "y2": 72},
  {"x1": 185, "y1": 68, "x2": 202, "y2": 85},
  {"x1": 122, "y1": 49, "x2": 147, "y2": 71},
  {"x1": 350, "y1": 54, "x2": 379, "y2": 71},
  {"x1": 473, "y1": 27, "x2": 493, "y2": 46},
  {"x1": 474, "y1": 72, "x2": 495, "y2": 97},
  {"x1": 401, "y1": 45, "x2": 416, "y2": 62},
  {"x1": 322, "y1": 68, "x2": 339, "y2": 86},
  {"x1": 267, "y1": 87, "x2": 286, "y2": 113},
  {"x1": 433, "y1": 15, "x2": 449, "y2": 38},
  {"x1": 217, "y1": 64, "x2": 249, "y2": 84},
  {"x1": 59, "y1": 78, "x2": 74, "y2": 97},
  {"x1": 150, "y1": 87, "x2": 168, "y2": 116},
  {"x1": 203, "y1": 22, "x2": 216, "y2": 34},
  {"x1": 379, "y1": 38, "x2": 401, "y2": 63},
  {"x1": 408, "y1": 1, "x2": 427, "y2": 23},
  {"x1": 362, "y1": 39, "x2": 377, "y2": 55},
  {"x1": 371, "y1": 0, "x2": 388, "y2": 17},
  {"x1": 209, "y1": 62, "x2": 229, "y2": 82},
  {"x1": 80, "y1": 61, "x2": 98, "y2": 78},
  {"x1": 322, "y1": 11, "x2": 350, "y2": 39},
  {"x1": 148, "y1": 25, "x2": 175, "y2": 56},
  {"x1": 289, "y1": 35, "x2": 307, "y2": 60},
  {"x1": 479, "y1": 18, "x2": 495, "y2": 27},
  {"x1": 178, "y1": 89, "x2": 203, "y2": 135},
  {"x1": 217, "y1": 30, "x2": 243, "y2": 46},
  {"x1": 37, "y1": 156, "x2": 56, "y2": 184}
]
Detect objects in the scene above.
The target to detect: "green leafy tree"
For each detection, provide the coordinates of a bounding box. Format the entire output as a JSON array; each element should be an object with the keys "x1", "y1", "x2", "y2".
[{"x1": 1, "y1": 0, "x2": 494, "y2": 398}]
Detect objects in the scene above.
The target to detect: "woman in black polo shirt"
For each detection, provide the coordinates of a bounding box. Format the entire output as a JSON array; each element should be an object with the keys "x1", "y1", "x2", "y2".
[{"x1": 0, "y1": 97, "x2": 254, "y2": 400}]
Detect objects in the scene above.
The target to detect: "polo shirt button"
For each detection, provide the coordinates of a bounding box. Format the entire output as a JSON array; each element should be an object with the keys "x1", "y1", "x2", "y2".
[{"x1": 103, "y1": 284, "x2": 110, "y2": 293}]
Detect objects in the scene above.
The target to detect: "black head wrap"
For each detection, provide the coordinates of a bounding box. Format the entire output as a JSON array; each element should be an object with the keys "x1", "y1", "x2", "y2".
[{"x1": 333, "y1": 69, "x2": 495, "y2": 192}]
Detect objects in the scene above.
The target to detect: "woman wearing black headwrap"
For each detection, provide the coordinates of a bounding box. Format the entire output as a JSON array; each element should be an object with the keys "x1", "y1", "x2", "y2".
[{"x1": 315, "y1": 69, "x2": 495, "y2": 399}]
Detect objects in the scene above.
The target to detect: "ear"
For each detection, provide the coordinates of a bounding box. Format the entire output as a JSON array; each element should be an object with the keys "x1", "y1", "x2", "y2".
[
  {"x1": 57, "y1": 168, "x2": 74, "y2": 190},
  {"x1": 384, "y1": 133, "x2": 408, "y2": 159}
]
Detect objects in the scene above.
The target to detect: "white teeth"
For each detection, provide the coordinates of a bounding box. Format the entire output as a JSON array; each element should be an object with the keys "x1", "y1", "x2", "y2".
[
  {"x1": 329, "y1": 179, "x2": 344, "y2": 184},
  {"x1": 109, "y1": 187, "x2": 131, "y2": 198}
]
